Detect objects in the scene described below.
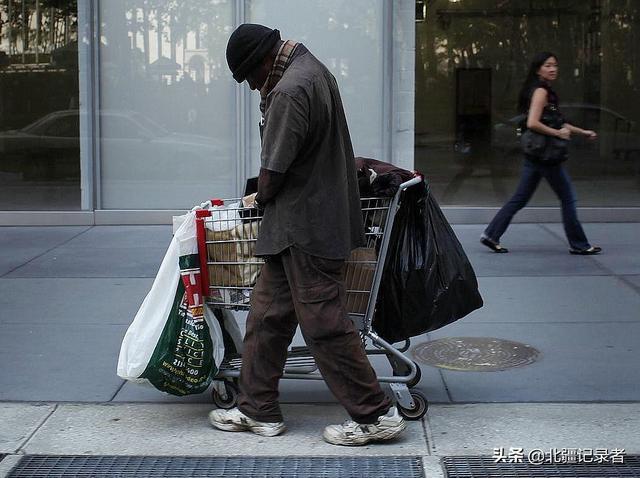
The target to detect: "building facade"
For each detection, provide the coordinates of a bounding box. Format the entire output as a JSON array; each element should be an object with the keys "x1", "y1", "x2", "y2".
[
  {"x1": 415, "y1": 0, "x2": 640, "y2": 222},
  {"x1": 0, "y1": 0, "x2": 638, "y2": 225}
]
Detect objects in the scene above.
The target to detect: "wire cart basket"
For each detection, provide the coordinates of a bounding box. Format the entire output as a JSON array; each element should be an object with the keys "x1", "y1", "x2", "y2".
[{"x1": 194, "y1": 176, "x2": 427, "y2": 420}]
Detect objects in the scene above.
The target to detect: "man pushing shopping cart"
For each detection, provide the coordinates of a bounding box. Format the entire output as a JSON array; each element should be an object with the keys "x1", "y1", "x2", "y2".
[{"x1": 208, "y1": 23, "x2": 407, "y2": 446}]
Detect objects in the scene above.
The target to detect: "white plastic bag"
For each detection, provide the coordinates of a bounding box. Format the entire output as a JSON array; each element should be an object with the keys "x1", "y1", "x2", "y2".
[
  {"x1": 207, "y1": 201, "x2": 242, "y2": 232},
  {"x1": 117, "y1": 212, "x2": 225, "y2": 395}
]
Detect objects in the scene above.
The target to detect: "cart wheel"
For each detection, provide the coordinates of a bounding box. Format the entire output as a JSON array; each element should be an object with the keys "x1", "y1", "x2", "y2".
[
  {"x1": 407, "y1": 362, "x2": 422, "y2": 388},
  {"x1": 397, "y1": 390, "x2": 428, "y2": 421},
  {"x1": 211, "y1": 381, "x2": 239, "y2": 409},
  {"x1": 392, "y1": 361, "x2": 422, "y2": 388}
]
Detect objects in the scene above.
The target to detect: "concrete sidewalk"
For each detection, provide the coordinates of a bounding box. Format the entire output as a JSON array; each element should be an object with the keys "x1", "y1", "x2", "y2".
[
  {"x1": 1, "y1": 402, "x2": 639, "y2": 477},
  {"x1": 1, "y1": 222, "x2": 639, "y2": 476},
  {"x1": 1, "y1": 223, "x2": 639, "y2": 403}
]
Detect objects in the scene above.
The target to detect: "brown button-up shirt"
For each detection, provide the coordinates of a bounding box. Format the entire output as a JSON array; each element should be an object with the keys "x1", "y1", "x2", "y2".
[{"x1": 255, "y1": 45, "x2": 365, "y2": 260}]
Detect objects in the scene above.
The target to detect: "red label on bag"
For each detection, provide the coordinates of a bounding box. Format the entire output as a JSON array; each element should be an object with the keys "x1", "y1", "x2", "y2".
[{"x1": 180, "y1": 267, "x2": 203, "y2": 307}]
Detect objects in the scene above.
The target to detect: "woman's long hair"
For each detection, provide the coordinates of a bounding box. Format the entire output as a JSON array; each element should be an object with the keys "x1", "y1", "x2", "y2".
[{"x1": 517, "y1": 51, "x2": 557, "y2": 113}]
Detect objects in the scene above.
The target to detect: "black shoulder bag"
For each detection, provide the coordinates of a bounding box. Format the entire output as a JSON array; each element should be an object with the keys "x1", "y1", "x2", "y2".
[{"x1": 520, "y1": 105, "x2": 569, "y2": 165}]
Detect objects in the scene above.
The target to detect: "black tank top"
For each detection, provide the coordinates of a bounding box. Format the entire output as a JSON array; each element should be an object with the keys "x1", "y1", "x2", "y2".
[{"x1": 526, "y1": 81, "x2": 564, "y2": 129}]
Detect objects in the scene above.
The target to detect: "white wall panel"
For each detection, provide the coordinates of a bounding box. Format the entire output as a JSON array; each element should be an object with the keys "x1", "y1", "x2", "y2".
[{"x1": 99, "y1": 0, "x2": 237, "y2": 209}]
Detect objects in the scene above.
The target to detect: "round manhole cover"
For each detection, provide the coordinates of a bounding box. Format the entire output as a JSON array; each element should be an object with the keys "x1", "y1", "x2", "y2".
[{"x1": 412, "y1": 337, "x2": 540, "y2": 371}]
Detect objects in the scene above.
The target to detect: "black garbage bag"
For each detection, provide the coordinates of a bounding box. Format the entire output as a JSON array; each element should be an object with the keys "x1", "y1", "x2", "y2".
[{"x1": 372, "y1": 183, "x2": 483, "y2": 342}]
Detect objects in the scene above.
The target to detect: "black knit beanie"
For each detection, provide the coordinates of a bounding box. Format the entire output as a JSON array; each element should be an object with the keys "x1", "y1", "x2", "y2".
[{"x1": 226, "y1": 24, "x2": 281, "y2": 83}]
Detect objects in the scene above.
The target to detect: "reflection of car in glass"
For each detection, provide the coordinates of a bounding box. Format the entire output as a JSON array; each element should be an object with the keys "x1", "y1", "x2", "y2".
[
  {"x1": 493, "y1": 104, "x2": 639, "y2": 161},
  {"x1": 0, "y1": 109, "x2": 227, "y2": 181},
  {"x1": 0, "y1": 110, "x2": 80, "y2": 180}
]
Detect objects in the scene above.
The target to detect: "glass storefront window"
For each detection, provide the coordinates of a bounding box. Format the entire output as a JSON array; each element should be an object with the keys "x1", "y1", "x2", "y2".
[
  {"x1": 247, "y1": 0, "x2": 384, "y2": 174},
  {"x1": 2, "y1": 0, "x2": 386, "y2": 213},
  {"x1": 3, "y1": 1, "x2": 638, "y2": 216},
  {"x1": 0, "y1": 0, "x2": 80, "y2": 210},
  {"x1": 415, "y1": 0, "x2": 640, "y2": 206},
  {"x1": 99, "y1": 0, "x2": 236, "y2": 209}
]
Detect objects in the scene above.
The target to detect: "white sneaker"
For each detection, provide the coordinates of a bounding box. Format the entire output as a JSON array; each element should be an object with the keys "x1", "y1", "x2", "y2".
[
  {"x1": 209, "y1": 407, "x2": 286, "y2": 437},
  {"x1": 323, "y1": 407, "x2": 406, "y2": 446}
]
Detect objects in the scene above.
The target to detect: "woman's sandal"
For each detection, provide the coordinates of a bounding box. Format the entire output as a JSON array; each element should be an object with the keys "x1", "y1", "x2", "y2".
[
  {"x1": 569, "y1": 246, "x2": 602, "y2": 255},
  {"x1": 480, "y1": 235, "x2": 509, "y2": 253}
]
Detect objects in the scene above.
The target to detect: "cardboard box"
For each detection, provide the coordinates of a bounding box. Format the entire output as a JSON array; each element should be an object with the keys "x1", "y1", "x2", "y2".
[
  {"x1": 206, "y1": 221, "x2": 263, "y2": 288},
  {"x1": 345, "y1": 247, "x2": 377, "y2": 314}
]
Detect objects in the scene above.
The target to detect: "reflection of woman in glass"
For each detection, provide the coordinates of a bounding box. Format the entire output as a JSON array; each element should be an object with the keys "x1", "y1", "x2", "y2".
[{"x1": 481, "y1": 52, "x2": 601, "y2": 255}]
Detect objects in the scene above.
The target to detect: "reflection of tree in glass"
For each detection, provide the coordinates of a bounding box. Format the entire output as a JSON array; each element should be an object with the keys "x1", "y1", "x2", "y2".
[
  {"x1": 120, "y1": 0, "x2": 231, "y2": 81},
  {"x1": 602, "y1": 2, "x2": 639, "y2": 123},
  {"x1": 0, "y1": 0, "x2": 78, "y2": 60},
  {"x1": 100, "y1": 1, "x2": 235, "y2": 135},
  {"x1": 417, "y1": 0, "x2": 639, "y2": 134}
]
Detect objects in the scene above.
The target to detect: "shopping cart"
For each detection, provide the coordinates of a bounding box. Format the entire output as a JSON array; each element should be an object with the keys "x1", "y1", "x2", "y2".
[{"x1": 194, "y1": 176, "x2": 427, "y2": 420}]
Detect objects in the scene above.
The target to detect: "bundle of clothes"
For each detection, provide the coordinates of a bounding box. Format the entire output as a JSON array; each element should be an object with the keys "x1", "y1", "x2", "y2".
[{"x1": 355, "y1": 157, "x2": 415, "y2": 198}]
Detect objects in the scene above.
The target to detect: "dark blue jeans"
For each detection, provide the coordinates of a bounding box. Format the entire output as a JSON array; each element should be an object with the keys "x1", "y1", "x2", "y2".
[{"x1": 484, "y1": 159, "x2": 590, "y2": 250}]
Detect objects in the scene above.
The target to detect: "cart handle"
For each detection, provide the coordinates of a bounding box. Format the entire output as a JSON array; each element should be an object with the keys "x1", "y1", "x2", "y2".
[{"x1": 398, "y1": 175, "x2": 423, "y2": 191}]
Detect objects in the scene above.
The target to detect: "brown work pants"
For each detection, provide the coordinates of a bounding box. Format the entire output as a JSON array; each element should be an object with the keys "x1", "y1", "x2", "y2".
[{"x1": 237, "y1": 247, "x2": 391, "y2": 424}]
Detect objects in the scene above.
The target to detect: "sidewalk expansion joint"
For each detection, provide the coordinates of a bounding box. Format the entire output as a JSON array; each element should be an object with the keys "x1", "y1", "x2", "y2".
[
  {"x1": 0, "y1": 227, "x2": 93, "y2": 278},
  {"x1": 438, "y1": 368, "x2": 454, "y2": 402},
  {"x1": 16, "y1": 404, "x2": 58, "y2": 454},
  {"x1": 617, "y1": 275, "x2": 640, "y2": 296},
  {"x1": 108, "y1": 380, "x2": 127, "y2": 402},
  {"x1": 421, "y1": 414, "x2": 436, "y2": 455}
]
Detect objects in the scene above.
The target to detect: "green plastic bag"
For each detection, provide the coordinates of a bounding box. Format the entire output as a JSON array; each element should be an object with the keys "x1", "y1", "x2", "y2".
[
  {"x1": 118, "y1": 212, "x2": 225, "y2": 395},
  {"x1": 139, "y1": 253, "x2": 219, "y2": 395}
]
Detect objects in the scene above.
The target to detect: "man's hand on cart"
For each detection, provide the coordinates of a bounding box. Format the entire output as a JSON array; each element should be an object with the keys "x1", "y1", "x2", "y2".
[{"x1": 191, "y1": 199, "x2": 213, "y2": 212}]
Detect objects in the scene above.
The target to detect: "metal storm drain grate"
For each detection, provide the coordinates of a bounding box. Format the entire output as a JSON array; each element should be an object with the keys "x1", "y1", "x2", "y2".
[
  {"x1": 443, "y1": 456, "x2": 640, "y2": 477},
  {"x1": 412, "y1": 337, "x2": 540, "y2": 371},
  {"x1": 7, "y1": 455, "x2": 425, "y2": 478}
]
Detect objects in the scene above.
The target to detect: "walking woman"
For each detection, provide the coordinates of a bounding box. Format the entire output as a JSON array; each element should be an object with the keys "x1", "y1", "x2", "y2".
[{"x1": 481, "y1": 52, "x2": 601, "y2": 255}]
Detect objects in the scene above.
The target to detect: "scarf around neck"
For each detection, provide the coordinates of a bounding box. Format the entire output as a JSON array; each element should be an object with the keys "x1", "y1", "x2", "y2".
[{"x1": 260, "y1": 40, "x2": 299, "y2": 114}]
